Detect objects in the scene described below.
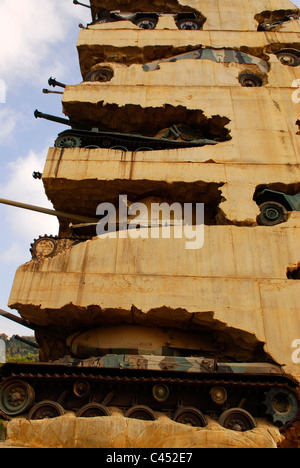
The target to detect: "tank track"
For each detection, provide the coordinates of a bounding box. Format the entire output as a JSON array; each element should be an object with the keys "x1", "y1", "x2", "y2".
[{"x1": 1, "y1": 362, "x2": 299, "y2": 429}]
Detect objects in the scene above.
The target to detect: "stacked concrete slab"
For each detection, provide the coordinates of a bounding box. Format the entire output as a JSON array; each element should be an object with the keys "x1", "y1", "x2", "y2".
[{"x1": 4, "y1": 0, "x2": 300, "y2": 446}]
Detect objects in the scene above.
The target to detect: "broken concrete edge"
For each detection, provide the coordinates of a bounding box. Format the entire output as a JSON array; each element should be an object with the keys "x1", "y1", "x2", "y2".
[{"x1": 0, "y1": 412, "x2": 286, "y2": 449}]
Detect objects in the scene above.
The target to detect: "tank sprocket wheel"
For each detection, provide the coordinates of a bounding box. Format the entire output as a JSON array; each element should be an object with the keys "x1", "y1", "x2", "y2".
[
  {"x1": 263, "y1": 387, "x2": 299, "y2": 425},
  {"x1": 30, "y1": 236, "x2": 57, "y2": 259},
  {"x1": 218, "y1": 408, "x2": 256, "y2": 432},
  {"x1": 125, "y1": 405, "x2": 157, "y2": 421},
  {"x1": 76, "y1": 403, "x2": 111, "y2": 418},
  {"x1": 0, "y1": 380, "x2": 35, "y2": 416},
  {"x1": 172, "y1": 406, "x2": 207, "y2": 427},
  {"x1": 27, "y1": 400, "x2": 65, "y2": 420},
  {"x1": 55, "y1": 135, "x2": 82, "y2": 148}
]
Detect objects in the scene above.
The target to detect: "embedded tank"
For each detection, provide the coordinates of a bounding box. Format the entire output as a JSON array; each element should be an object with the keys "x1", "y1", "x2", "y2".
[{"x1": 0, "y1": 320, "x2": 299, "y2": 432}]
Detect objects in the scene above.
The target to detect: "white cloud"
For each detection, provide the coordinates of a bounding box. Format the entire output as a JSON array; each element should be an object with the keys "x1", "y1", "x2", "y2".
[
  {"x1": 0, "y1": 107, "x2": 18, "y2": 143},
  {"x1": 1, "y1": 149, "x2": 58, "y2": 238},
  {"x1": 0, "y1": 0, "x2": 91, "y2": 85},
  {"x1": 0, "y1": 242, "x2": 25, "y2": 264}
]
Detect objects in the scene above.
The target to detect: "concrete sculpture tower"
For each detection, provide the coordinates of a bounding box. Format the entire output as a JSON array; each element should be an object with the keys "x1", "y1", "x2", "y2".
[{"x1": 1, "y1": 0, "x2": 300, "y2": 448}]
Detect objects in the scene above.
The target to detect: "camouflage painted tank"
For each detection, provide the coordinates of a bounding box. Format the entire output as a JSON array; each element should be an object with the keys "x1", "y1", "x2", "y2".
[{"x1": 0, "y1": 352, "x2": 299, "y2": 431}]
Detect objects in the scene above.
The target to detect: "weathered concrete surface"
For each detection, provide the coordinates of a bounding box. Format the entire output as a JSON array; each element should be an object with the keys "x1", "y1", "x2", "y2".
[
  {"x1": 2, "y1": 413, "x2": 284, "y2": 449},
  {"x1": 8, "y1": 225, "x2": 300, "y2": 377},
  {"x1": 61, "y1": 87, "x2": 300, "y2": 158},
  {"x1": 3, "y1": 0, "x2": 300, "y2": 450},
  {"x1": 42, "y1": 151, "x2": 300, "y2": 225},
  {"x1": 88, "y1": 0, "x2": 299, "y2": 32}
]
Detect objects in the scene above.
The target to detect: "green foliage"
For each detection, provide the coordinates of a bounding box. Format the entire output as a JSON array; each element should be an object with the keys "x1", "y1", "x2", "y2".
[{"x1": 0, "y1": 334, "x2": 39, "y2": 362}]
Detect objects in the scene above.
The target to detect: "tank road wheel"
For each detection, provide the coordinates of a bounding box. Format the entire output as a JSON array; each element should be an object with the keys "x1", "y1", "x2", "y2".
[
  {"x1": 176, "y1": 19, "x2": 201, "y2": 30},
  {"x1": 258, "y1": 201, "x2": 288, "y2": 226},
  {"x1": 76, "y1": 403, "x2": 111, "y2": 418},
  {"x1": 27, "y1": 400, "x2": 65, "y2": 420},
  {"x1": 276, "y1": 51, "x2": 300, "y2": 67},
  {"x1": 136, "y1": 147, "x2": 153, "y2": 152},
  {"x1": 152, "y1": 384, "x2": 170, "y2": 402},
  {"x1": 0, "y1": 380, "x2": 35, "y2": 416},
  {"x1": 85, "y1": 68, "x2": 114, "y2": 82},
  {"x1": 125, "y1": 405, "x2": 157, "y2": 421},
  {"x1": 210, "y1": 386, "x2": 228, "y2": 405},
  {"x1": 73, "y1": 380, "x2": 91, "y2": 399},
  {"x1": 133, "y1": 17, "x2": 157, "y2": 29},
  {"x1": 55, "y1": 135, "x2": 82, "y2": 148},
  {"x1": 239, "y1": 73, "x2": 263, "y2": 87},
  {"x1": 218, "y1": 408, "x2": 256, "y2": 432},
  {"x1": 110, "y1": 146, "x2": 128, "y2": 152},
  {"x1": 263, "y1": 388, "x2": 299, "y2": 425},
  {"x1": 172, "y1": 406, "x2": 207, "y2": 427}
]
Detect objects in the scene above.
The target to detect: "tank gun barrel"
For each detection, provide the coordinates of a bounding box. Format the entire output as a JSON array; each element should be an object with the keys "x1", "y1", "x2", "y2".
[
  {"x1": 0, "y1": 309, "x2": 35, "y2": 331},
  {"x1": 34, "y1": 109, "x2": 87, "y2": 130},
  {"x1": 73, "y1": 0, "x2": 91, "y2": 9},
  {"x1": 0, "y1": 198, "x2": 99, "y2": 224},
  {"x1": 48, "y1": 77, "x2": 66, "y2": 89},
  {"x1": 42, "y1": 89, "x2": 64, "y2": 95},
  {"x1": 0, "y1": 309, "x2": 63, "y2": 340},
  {"x1": 14, "y1": 336, "x2": 39, "y2": 349}
]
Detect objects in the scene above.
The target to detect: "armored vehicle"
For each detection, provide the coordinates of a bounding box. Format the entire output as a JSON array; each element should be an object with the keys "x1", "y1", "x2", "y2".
[
  {"x1": 142, "y1": 48, "x2": 269, "y2": 75},
  {"x1": 0, "y1": 316, "x2": 299, "y2": 431},
  {"x1": 258, "y1": 13, "x2": 299, "y2": 31},
  {"x1": 34, "y1": 110, "x2": 219, "y2": 151},
  {"x1": 73, "y1": 0, "x2": 204, "y2": 30},
  {"x1": 254, "y1": 187, "x2": 300, "y2": 226},
  {"x1": 0, "y1": 352, "x2": 298, "y2": 430},
  {"x1": 84, "y1": 48, "x2": 268, "y2": 86},
  {"x1": 92, "y1": 9, "x2": 203, "y2": 30}
]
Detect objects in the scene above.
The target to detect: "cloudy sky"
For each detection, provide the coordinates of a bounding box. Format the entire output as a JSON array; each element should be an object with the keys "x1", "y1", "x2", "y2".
[
  {"x1": 0, "y1": 0, "x2": 300, "y2": 337},
  {"x1": 0, "y1": 0, "x2": 91, "y2": 336}
]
